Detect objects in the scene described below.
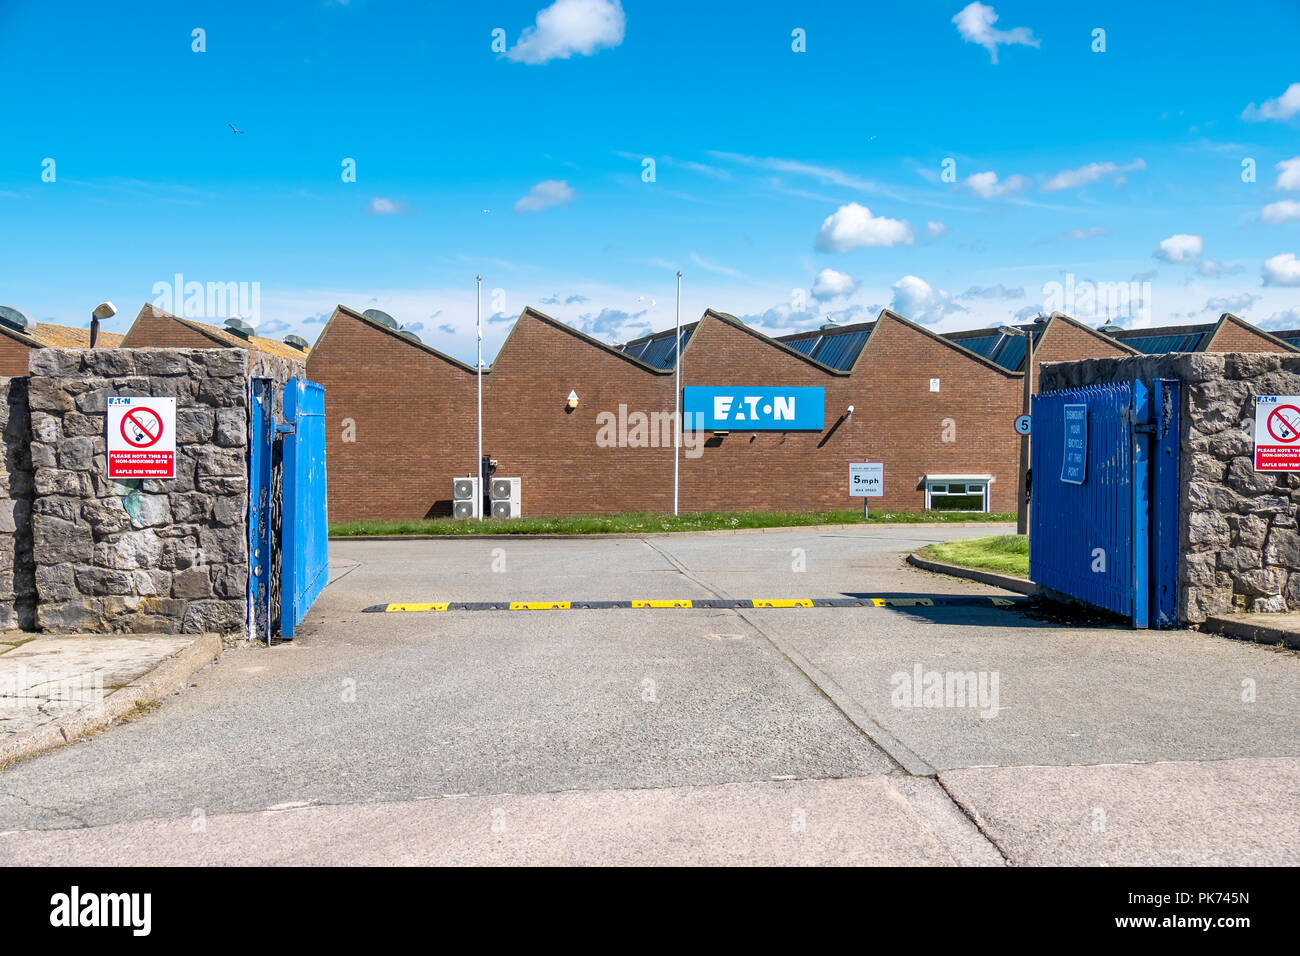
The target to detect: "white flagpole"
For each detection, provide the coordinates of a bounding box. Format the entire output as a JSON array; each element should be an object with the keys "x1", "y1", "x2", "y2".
[
  {"x1": 476, "y1": 275, "x2": 483, "y2": 520},
  {"x1": 674, "y1": 270, "x2": 682, "y2": 516}
]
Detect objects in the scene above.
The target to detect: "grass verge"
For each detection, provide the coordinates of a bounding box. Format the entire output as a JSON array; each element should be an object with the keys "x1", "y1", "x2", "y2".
[
  {"x1": 916, "y1": 534, "x2": 1029, "y2": 577},
  {"x1": 331, "y1": 509, "x2": 1016, "y2": 537}
]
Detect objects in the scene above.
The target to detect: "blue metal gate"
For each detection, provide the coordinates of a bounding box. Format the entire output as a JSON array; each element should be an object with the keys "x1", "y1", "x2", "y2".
[
  {"x1": 247, "y1": 376, "x2": 328, "y2": 641},
  {"x1": 280, "y1": 377, "x2": 329, "y2": 638},
  {"x1": 1030, "y1": 378, "x2": 1180, "y2": 628}
]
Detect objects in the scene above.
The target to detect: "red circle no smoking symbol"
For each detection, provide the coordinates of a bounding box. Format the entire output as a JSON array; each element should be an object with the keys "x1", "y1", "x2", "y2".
[
  {"x1": 120, "y1": 407, "x2": 163, "y2": 448},
  {"x1": 1267, "y1": 405, "x2": 1300, "y2": 444}
]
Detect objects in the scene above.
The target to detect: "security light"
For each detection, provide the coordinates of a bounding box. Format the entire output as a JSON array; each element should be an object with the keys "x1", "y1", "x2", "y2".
[
  {"x1": 566, "y1": 390, "x2": 579, "y2": 410},
  {"x1": 90, "y1": 301, "x2": 116, "y2": 347},
  {"x1": 847, "y1": 404, "x2": 855, "y2": 417}
]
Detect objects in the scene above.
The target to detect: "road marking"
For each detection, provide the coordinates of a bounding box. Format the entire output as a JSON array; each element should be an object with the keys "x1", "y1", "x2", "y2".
[{"x1": 366, "y1": 596, "x2": 1023, "y2": 613}]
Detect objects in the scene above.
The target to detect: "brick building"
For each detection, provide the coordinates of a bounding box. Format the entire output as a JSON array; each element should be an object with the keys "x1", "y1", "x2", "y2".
[
  {"x1": 308, "y1": 303, "x2": 1300, "y2": 523},
  {"x1": 0, "y1": 313, "x2": 124, "y2": 376},
  {"x1": 120, "y1": 303, "x2": 311, "y2": 363}
]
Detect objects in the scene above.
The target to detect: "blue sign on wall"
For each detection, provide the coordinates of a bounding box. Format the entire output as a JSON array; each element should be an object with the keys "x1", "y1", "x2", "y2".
[
  {"x1": 1061, "y1": 403, "x2": 1087, "y2": 484},
  {"x1": 683, "y1": 386, "x2": 825, "y2": 431}
]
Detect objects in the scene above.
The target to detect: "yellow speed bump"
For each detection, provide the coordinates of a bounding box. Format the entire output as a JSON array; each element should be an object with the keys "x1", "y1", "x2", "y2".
[
  {"x1": 990, "y1": 597, "x2": 1017, "y2": 607},
  {"x1": 632, "y1": 600, "x2": 693, "y2": 608},
  {"x1": 751, "y1": 599, "x2": 814, "y2": 608},
  {"x1": 882, "y1": 598, "x2": 935, "y2": 607},
  {"x1": 509, "y1": 602, "x2": 570, "y2": 610},
  {"x1": 385, "y1": 603, "x2": 449, "y2": 612}
]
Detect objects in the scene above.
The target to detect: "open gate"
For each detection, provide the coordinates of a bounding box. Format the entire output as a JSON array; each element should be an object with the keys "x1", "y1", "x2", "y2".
[
  {"x1": 248, "y1": 376, "x2": 328, "y2": 642},
  {"x1": 1029, "y1": 378, "x2": 1180, "y2": 628}
]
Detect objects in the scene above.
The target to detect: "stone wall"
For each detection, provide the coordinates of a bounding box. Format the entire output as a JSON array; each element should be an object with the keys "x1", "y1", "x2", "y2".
[
  {"x1": 1041, "y1": 351, "x2": 1300, "y2": 623},
  {"x1": 23, "y1": 348, "x2": 298, "y2": 634},
  {"x1": 0, "y1": 377, "x2": 35, "y2": 630}
]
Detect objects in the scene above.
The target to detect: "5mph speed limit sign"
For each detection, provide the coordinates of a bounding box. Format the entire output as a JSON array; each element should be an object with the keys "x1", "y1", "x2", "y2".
[{"x1": 1013, "y1": 414, "x2": 1032, "y2": 435}]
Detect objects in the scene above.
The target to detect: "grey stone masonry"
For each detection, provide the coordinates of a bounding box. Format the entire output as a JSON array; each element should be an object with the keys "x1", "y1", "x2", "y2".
[
  {"x1": 1041, "y1": 351, "x2": 1300, "y2": 624},
  {"x1": 1, "y1": 377, "x2": 35, "y2": 630},
  {"x1": 24, "y1": 348, "x2": 298, "y2": 634}
]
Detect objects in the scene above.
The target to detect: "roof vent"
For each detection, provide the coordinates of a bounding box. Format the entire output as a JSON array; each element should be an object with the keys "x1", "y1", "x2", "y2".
[
  {"x1": 363, "y1": 309, "x2": 399, "y2": 329},
  {"x1": 819, "y1": 322, "x2": 839, "y2": 331},
  {"x1": 224, "y1": 316, "x2": 255, "y2": 339},
  {"x1": 398, "y1": 329, "x2": 422, "y2": 345},
  {"x1": 1099, "y1": 323, "x2": 1124, "y2": 334},
  {"x1": 0, "y1": 305, "x2": 32, "y2": 333},
  {"x1": 284, "y1": 334, "x2": 309, "y2": 351}
]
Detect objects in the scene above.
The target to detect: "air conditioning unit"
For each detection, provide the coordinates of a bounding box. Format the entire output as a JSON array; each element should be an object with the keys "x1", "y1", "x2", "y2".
[
  {"x1": 490, "y1": 477, "x2": 521, "y2": 518},
  {"x1": 452, "y1": 477, "x2": 480, "y2": 519}
]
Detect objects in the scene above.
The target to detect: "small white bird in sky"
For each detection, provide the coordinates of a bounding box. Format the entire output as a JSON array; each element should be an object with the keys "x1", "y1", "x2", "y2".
[{"x1": 229, "y1": 123, "x2": 244, "y2": 134}]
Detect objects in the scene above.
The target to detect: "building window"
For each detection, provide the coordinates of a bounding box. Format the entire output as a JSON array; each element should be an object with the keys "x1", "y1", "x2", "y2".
[{"x1": 924, "y1": 475, "x2": 992, "y2": 512}]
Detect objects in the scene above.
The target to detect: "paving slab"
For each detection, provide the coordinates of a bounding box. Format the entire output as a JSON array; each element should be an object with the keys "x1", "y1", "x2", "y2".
[
  {"x1": 0, "y1": 774, "x2": 1003, "y2": 866},
  {"x1": 939, "y1": 756, "x2": 1300, "y2": 866}
]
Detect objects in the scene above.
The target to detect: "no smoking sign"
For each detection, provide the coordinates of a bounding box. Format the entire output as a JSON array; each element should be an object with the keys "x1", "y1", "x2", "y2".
[
  {"x1": 107, "y1": 397, "x2": 176, "y2": 479},
  {"x1": 1254, "y1": 396, "x2": 1300, "y2": 472}
]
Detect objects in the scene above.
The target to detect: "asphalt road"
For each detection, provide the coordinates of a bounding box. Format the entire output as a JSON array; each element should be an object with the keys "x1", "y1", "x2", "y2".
[{"x1": 3, "y1": 523, "x2": 1298, "y2": 865}]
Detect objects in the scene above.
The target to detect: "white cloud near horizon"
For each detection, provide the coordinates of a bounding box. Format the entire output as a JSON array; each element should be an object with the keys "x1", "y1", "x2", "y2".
[
  {"x1": 814, "y1": 202, "x2": 913, "y2": 252},
  {"x1": 1263, "y1": 252, "x2": 1300, "y2": 286},
  {"x1": 812, "y1": 268, "x2": 857, "y2": 300},
  {"x1": 1153, "y1": 234, "x2": 1203, "y2": 264}
]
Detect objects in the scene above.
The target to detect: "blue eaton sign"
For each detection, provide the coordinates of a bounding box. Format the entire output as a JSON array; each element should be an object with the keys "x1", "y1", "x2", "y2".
[{"x1": 683, "y1": 386, "x2": 825, "y2": 431}]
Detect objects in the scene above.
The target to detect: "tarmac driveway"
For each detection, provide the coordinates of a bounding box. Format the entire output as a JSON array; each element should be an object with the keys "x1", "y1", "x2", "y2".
[{"x1": 2, "y1": 523, "x2": 1298, "y2": 865}]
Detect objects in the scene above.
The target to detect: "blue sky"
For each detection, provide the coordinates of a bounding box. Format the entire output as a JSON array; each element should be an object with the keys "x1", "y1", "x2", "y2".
[{"x1": 2, "y1": 0, "x2": 1298, "y2": 364}]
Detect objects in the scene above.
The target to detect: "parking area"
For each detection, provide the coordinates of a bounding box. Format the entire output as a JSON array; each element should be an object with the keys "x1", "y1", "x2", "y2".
[{"x1": 2, "y1": 524, "x2": 1299, "y2": 865}]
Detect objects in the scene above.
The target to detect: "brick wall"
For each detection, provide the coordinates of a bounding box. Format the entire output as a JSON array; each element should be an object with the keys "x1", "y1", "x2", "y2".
[
  {"x1": 1030, "y1": 318, "x2": 1134, "y2": 395},
  {"x1": 1205, "y1": 315, "x2": 1292, "y2": 354},
  {"x1": 0, "y1": 335, "x2": 34, "y2": 378},
  {"x1": 306, "y1": 310, "x2": 478, "y2": 521},
  {"x1": 313, "y1": 307, "x2": 1033, "y2": 520},
  {"x1": 119, "y1": 305, "x2": 217, "y2": 350}
]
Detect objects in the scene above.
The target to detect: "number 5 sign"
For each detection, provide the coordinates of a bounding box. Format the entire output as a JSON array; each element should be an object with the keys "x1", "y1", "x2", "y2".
[
  {"x1": 1255, "y1": 396, "x2": 1300, "y2": 472},
  {"x1": 107, "y1": 397, "x2": 176, "y2": 479}
]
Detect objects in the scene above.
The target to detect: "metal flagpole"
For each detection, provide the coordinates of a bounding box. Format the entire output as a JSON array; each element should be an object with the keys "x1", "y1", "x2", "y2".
[
  {"x1": 476, "y1": 275, "x2": 483, "y2": 520},
  {"x1": 674, "y1": 270, "x2": 682, "y2": 516}
]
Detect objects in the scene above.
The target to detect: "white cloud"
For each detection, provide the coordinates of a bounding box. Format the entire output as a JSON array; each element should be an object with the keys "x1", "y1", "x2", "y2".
[
  {"x1": 1204, "y1": 293, "x2": 1260, "y2": 315},
  {"x1": 965, "y1": 170, "x2": 1032, "y2": 199},
  {"x1": 814, "y1": 202, "x2": 913, "y2": 252},
  {"x1": 689, "y1": 253, "x2": 749, "y2": 280},
  {"x1": 1153, "y1": 234, "x2": 1203, "y2": 264},
  {"x1": 1275, "y1": 157, "x2": 1300, "y2": 191},
  {"x1": 514, "y1": 179, "x2": 576, "y2": 213},
  {"x1": 889, "y1": 275, "x2": 965, "y2": 325},
  {"x1": 811, "y1": 268, "x2": 857, "y2": 300},
  {"x1": 1196, "y1": 259, "x2": 1244, "y2": 278},
  {"x1": 952, "y1": 2, "x2": 1039, "y2": 64},
  {"x1": 1041, "y1": 159, "x2": 1146, "y2": 192},
  {"x1": 1242, "y1": 82, "x2": 1300, "y2": 122},
  {"x1": 506, "y1": 0, "x2": 625, "y2": 65},
  {"x1": 1262, "y1": 307, "x2": 1300, "y2": 330},
  {"x1": 926, "y1": 220, "x2": 949, "y2": 239},
  {"x1": 708, "y1": 151, "x2": 881, "y2": 193},
  {"x1": 1262, "y1": 200, "x2": 1300, "y2": 225},
  {"x1": 959, "y1": 284, "x2": 1024, "y2": 300},
  {"x1": 1065, "y1": 226, "x2": 1109, "y2": 240},
  {"x1": 1263, "y1": 252, "x2": 1300, "y2": 287},
  {"x1": 366, "y1": 197, "x2": 407, "y2": 216}
]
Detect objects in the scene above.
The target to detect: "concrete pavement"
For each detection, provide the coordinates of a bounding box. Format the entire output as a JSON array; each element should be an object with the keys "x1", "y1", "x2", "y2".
[{"x1": 2, "y1": 523, "x2": 1297, "y2": 864}]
